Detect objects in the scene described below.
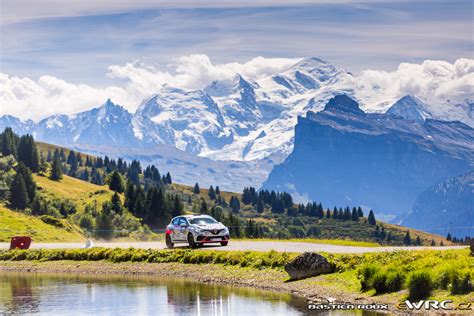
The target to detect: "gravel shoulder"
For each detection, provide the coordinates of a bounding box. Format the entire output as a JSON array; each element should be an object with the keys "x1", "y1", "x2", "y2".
[{"x1": 0, "y1": 240, "x2": 465, "y2": 253}]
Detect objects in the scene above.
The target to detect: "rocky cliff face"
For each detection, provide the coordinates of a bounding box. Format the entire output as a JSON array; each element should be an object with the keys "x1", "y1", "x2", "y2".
[
  {"x1": 262, "y1": 95, "x2": 474, "y2": 217},
  {"x1": 400, "y1": 170, "x2": 474, "y2": 238}
]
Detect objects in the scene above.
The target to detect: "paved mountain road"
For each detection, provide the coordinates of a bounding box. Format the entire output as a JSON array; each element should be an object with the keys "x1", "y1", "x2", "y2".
[{"x1": 0, "y1": 241, "x2": 466, "y2": 253}]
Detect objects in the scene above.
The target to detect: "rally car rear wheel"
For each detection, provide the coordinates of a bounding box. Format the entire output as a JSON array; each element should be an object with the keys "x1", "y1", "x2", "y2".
[{"x1": 165, "y1": 234, "x2": 174, "y2": 249}]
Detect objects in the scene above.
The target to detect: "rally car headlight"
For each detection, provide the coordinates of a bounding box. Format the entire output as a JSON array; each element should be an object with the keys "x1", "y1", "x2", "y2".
[{"x1": 194, "y1": 227, "x2": 204, "y2": 234}]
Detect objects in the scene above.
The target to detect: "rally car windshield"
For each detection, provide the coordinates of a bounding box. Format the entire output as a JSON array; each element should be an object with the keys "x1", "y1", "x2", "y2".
[{"x1": 189, "y1": 217, "x2": 217, "y2": 225}]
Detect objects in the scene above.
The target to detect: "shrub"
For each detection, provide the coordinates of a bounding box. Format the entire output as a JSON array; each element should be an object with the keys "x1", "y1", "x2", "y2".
[
  {"x1": 371, "y1": 272, "x2": 388, "y2": 294},
  {"x1": 437, "y1": 267, "x2": 458, "y2": 290},
  {"x1": 452, "y1": 273, "x2": 473, "y2": 294},
  {"x1": 460, "y1": 274, "x2": 473, "y2": 294},
  {"x1": 409, "y1": 271, "x2": 433, "y2": 300},
  {"x1": 359, "y1": 264, "x2": 379, "y2": 291},
  {"x1": 287, "y1": 226, "x2": 306, "y2": 238},
  {"x1": 385, "y1": 271, "x2": 405, "y2": 292},
  {"x1": 0, "y1": 248, "x2": 298, "y2": 270},
  {"x1": 39, "y1": 215, "x2": 64, "y2": 228},
  {"x1": 78, "y1": 214, "x2": 95, "y2": 232}
]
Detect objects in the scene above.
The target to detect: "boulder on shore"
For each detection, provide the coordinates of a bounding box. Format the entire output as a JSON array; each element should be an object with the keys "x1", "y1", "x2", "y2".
[{"x1": 284, "y1": 252, "x2": 333, "y2": 280}]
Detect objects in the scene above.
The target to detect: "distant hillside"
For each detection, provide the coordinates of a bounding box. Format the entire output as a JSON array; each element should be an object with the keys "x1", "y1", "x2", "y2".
[
  {"x1": 263, "y1": 95, "x2": 474, "y2": 220},
  {"x1": 401, "y1": 170, "x2": 474, "y2": 238}
]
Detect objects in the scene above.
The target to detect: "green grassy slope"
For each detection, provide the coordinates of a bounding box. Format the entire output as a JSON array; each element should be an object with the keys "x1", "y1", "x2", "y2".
[
  {"x1": 0, "y1": 205, "x2": 83, "y2": 242},
  {"x1": 33, "y1": 174, "x2": 115, "y2": 213},
  {"x1": 0, "y1": 175, "x2": 116, "y2": 242}
]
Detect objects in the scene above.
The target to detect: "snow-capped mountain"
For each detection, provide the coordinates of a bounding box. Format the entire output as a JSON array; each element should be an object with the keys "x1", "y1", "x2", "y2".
[
  {"x1": 1, "y1": 57, "x2": 473, "y2": 192},
  {"x1": 205, "y1": 75, "x2": 280, "y2": 137},
  {"x1": 132, "y1": 86, "x2": 232, "y2": 155},
  {"x1": 0, "y1": 115, "x2": 34, "y2": 135},
  {"x1": 34, "y1": 99, "x2": 138, "y2": 147},
  {"x1": 385, "y1": 95, "x2": 432, "y2": 122}
]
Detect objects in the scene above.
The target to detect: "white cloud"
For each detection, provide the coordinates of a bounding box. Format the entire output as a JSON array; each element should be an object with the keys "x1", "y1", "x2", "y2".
[
  {"x1": 355, "y1": 58, "x2": 474, "y2": 111},
  {"x1": 0, "y1": 55, "x2": 300, "y2": 120},
  {"x1": 0, "y1": 73, "x2": 130, "y2": 120},
  {"x1": 108, "y1": 54, "x2": 300, "y2": 91}
]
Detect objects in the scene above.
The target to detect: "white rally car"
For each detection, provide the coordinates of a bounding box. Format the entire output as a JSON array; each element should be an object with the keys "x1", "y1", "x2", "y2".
[{"x1": 165, "y1": 215, "x2": 230, "y2": 248}]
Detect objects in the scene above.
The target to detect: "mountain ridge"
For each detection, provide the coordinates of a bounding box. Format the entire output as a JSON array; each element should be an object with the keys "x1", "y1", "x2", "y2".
[{"x1": 262, "y1": 95, "x2": 474, "y2": 219}]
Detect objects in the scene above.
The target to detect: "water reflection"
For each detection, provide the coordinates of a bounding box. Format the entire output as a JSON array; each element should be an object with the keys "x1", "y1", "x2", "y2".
[{"x1": 0, "y1": 272, "x2": 307, "y2": 315}]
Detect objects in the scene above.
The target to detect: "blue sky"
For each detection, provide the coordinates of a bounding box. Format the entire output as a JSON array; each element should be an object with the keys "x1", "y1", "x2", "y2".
[{"x1": 1, "y1": 0, "x2": 472, "y2": 85}]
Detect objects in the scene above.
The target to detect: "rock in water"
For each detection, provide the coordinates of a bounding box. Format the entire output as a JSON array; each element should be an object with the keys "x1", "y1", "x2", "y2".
[{"x1": 284, "y1": 252, "x2": 333, "y2": 280}]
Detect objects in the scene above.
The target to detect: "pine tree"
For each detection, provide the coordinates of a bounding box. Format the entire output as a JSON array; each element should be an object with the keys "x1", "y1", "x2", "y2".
[
  {"x1": 10, "y1": 172, "x2": 29, "y2": 209},
  {"x1": 357, "y1": 206, "x2": 363, "y2": 217},
  {"x1": 343, "y1": 207, "x2": 351, "y2": 220},
  {"x1": 229, "y1": 195, "x2": 240, "y2": 213},
  {"x1": 96, "y1": 203, "x2": 114, "y2": 239},
  {"x1": 368, "y1": 210, "x2": 376, "y2": 225},
  {"x1": 16, "y1": 162, "x2": 36, "y2": 201},
  {"x1": 351, "y1": 208, "x2": 359, "y2": 221},
  {"x1": 81, "y1": 168, "x2": 90, "y2": 181},
  {"x1": 215, "y1": 186, "x2": 220, "y2": 195},
  {"x1": 326, "y1": 209, "x2": 331, "y2": 218},
  {"x1": 109, "y1": 171, "x2": 125, "y2": 193},
  {"x1": 430, "y1": 239, "x2": 435, "y2": 246},
  {"x1": 200, "y1": 198, "x2": 208, "y2": 214},
  {"x1": 404, "y1": 230, "x2": 411, "y2": 245},
  {"x1": 124, "y1": 181, "x2": 136, "y2": 210},
  {"x1": 193, "y1": 183, "x2": 200, "y2": 194},
  {"x1": 165, "y1": 172, "x2": 172, "y2": 184},
  {"x1": 208, "y1": 185, "x2": 216, "y2": 200},
  {"x1": 145, "y1": 187, "x2": 166, "y2": 223},
  {"x1": 38, "y1": 154, "x2": 49, "y2": 175},
  {"x1": 17, "y1": 134, "x2": 39, "y2": 172},
  {"x1": 271, "y1": 197, "x2": 284, "y2": 214},
  {"x1": 126, "y1": 160, "x2": 141, "y2": 185},
  {"x1": 77, "y1": 152, "x2": 83, "y2": 166},
  {"x1": 111, "y1": 192, "x2": 122, "y2": 214},
  {"x1": 415, "y1": 236, "x2": 422, "y2": 246},
  {"x1": 59, "y1": 149, "x2": 66, "y2": 162},
  {"x1": 245, "y1": 219, "x2": 256, "y2": 238},
  {"x1": 332, "y1": 207, "x2": 338, "y2": 219},
  {"x1": 317, "y1": 203, "x2": 324, "y2": 218},
  {"x1": 256, "y1": 198, "x2": 264, "y2": 213},
  {"x1": 1, "y1": 127, "x2": 19, "y2": 157},
  {"x1": 446, "y1": 233, "x2": 452, "y2": 241},
  {"x1": 133, "y1": 185, "x2": 146, "y2": 217},
  {"x1": 50, "y1": 155, "x2": 63, "y2": 181},
  {"x1": 171, "y1": 195, "x2": 183, "y2": 217}
]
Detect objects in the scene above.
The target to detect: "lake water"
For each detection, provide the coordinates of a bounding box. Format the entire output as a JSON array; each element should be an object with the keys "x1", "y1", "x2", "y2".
[{"x1": 0, "y1": 272, "x2": 311, "y2": 315}]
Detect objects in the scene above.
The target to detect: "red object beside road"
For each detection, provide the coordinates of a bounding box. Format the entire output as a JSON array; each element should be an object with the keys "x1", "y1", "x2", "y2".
[{"x1": 9, "y1": 236, "x2": 32, "y2": 250}]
